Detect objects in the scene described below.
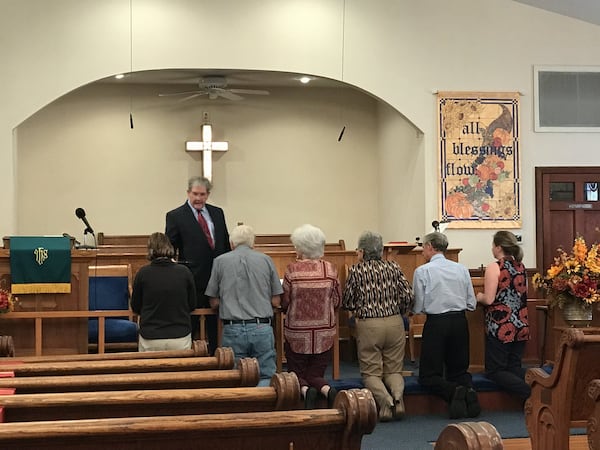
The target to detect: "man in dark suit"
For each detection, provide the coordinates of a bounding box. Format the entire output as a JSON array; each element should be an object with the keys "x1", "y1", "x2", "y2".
[{"x1": 166, "y1": 176, "x2": 230, "y2": 354}]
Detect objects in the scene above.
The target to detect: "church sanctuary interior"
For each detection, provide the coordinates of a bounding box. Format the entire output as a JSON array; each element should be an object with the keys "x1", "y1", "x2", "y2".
[{"x1": 2, "y1": 0, "x2": 600, "y2": 449}]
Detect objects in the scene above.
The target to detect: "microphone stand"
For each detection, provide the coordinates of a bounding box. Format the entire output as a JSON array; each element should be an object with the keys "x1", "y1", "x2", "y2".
[{"x1": 79, "y1": 228, "x2": 97, "y2": 249}]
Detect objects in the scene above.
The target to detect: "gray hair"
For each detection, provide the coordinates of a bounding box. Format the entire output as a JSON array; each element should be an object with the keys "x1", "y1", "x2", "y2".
[
  {"x1": 188, "y1": 176, "x2": 212, "y2": 193},
  {"x1": 423, "y1": 232, "x2": 448, "y2": 252},
  {"x1": 357, "y1": 231, "x2": 383, "y2": 261},
  {"x1": 291, "y1": 224, "x2": 326, "y2": 259},
  {"x1": 230, "y1": 224, "x2": 255, "y2": 248}
]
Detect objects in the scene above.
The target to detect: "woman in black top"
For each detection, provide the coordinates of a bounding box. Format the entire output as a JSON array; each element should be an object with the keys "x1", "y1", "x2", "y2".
[{"x1": 131, "y1": 232, "x2": 197, "y2": 352}]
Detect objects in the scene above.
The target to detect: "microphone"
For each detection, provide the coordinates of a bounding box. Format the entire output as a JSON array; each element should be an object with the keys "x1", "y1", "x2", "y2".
[
  {"x1": 432, "y1": 220, "x2": 440, "y2": 232},
  {"x1": 75, "y1": 208, "x2": 95, "y2": 235}
]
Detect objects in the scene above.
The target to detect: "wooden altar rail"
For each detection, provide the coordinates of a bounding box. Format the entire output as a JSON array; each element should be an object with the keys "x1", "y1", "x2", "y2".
[
  {"x1": 0, "y1": 388, "x2": 376, "y2": 450},
  {"x1": 0, "y1": 371, "x2": 300, "y2": 422},
  {"x1": 0, "y1": 308, "x2": 217, "y2": 357},
  {"x1": 1, "y1": 340, "x2": 208, "y2": 363},
  {"x1": 0, "y1": 306, "x2": 339, "y2": 379},
  {"x1": 97, "y1": 233, "x2": 345, "y2": 248},
  {"x1": 0, "y1": 358, "x2": 260, "y2": 394}
]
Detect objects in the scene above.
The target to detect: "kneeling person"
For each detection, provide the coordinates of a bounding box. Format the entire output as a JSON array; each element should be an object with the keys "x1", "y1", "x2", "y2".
[{"x1": 205, "y1": 225, "x2": 283, "y2": 384}]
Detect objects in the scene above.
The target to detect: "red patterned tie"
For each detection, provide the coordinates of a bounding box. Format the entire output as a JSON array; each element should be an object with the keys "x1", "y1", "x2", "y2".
[{"x1": 197, "y1": 210, "x2": 214, "y2": 249}]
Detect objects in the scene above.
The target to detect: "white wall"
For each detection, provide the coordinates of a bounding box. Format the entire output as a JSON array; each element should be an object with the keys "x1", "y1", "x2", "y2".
[
  {"x1": 3, "y1": 0, "x2": 600, "y2": 269},
  {"x1": 16, "y1": 83, "x2": 384, "y2": 248}
]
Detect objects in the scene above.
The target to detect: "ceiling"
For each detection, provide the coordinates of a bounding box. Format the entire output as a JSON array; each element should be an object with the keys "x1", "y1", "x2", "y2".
[
  {"x1": 101, "y1": 69, "x2": 346, "y2": 90},
  {"x1": 513, "y1": 0, "x2": 600, "y2": 27}
]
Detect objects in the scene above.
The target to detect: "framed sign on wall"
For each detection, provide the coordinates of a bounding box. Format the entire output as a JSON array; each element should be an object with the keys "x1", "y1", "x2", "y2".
[{"x1": 438, "y1": 91, "x2": 521, "y2": 229}]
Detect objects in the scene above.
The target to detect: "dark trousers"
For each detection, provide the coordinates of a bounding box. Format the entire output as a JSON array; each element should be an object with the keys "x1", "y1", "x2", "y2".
[
  {"x1": 485, "y1": 335, "x2": 531, "y2": 401},
  {"x1": 418, "y1": 311, "x2": 472, "y2": 403},
  {"x1": 284, "y1": 342, "x2": 332, "y2": 391}
]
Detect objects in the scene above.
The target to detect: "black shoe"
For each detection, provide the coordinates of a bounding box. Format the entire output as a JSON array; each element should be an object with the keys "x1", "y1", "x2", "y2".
[
  {"x1": 378, "y1": 403, "x2": 393, "y2": 422},
  {"x1": 393, "y1": 397, "x2": 405, "y2": 420},
  {"x1": 449, "y1": 385, "x2": 467, "y2": 419},
  {"x1": 327, "y1": 387, "x2": 338, "y2": 408},
  {"x1": 465, "y1": 387, "x2": 481, "y2": 417},
  {"x1": 304, "y1": 387, "x2": 318, "y2": 409}
]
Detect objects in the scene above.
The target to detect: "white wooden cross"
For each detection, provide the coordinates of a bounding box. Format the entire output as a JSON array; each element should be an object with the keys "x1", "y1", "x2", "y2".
[{"x1": 185, "y1": 113, "x2": 228, "y2": 181}]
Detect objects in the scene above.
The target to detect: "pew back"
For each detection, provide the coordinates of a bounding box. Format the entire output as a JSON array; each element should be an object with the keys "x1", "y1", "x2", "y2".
[
  {"x1": 0, "y1": 388, "x2": 376, "y2": 450},
  {"x1": 0, "y1": 346, "x2": 233, "y2": 376},
  {"x1": 588, "y1": 378, "x2": 600, "y2": 450},
  {"x1": 0, "y1": 372, "x2": 300, "y2": 422},
  {"x1": 434, "y1": 421, "x2": 503, "y2": 450},
  {"x1": 525, "y1": 327, "x2": 600, "y2": 450},
  {"x1": 0, "y1": 357, "x2": 259, "y2": 393}
]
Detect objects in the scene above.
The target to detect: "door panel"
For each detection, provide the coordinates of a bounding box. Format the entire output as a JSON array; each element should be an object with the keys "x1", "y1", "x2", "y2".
[{"x1": 536, "y1": 167, "x2": 600, "y2": 274}]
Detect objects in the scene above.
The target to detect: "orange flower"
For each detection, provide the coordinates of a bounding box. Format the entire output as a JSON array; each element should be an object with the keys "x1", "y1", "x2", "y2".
[
  {"x1": 476, "y1": 164, "x2": 495, "y2": 182},
  {"x1": 533, "y1": 236, "x2": 600, "y2": 309},
  {"x1": 573, "y1": 236, "x2": 587, "y2": 262}
]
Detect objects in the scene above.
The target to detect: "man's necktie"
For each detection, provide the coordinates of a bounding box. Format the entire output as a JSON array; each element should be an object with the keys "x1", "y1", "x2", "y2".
[{"x1": 197, "y1": 210, "x2": 214, "y2": 249}]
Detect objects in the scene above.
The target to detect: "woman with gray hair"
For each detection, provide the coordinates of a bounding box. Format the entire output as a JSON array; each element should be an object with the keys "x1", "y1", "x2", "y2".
[
  {"x1": 282, "y1": 224, "x2": 341, "y2": 409},
  {"x1": 342, "y1": 231, "x2": 414, "y2": 421}
]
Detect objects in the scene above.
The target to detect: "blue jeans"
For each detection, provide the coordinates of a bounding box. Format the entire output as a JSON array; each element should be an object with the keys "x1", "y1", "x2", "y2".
[{"x1": 222, "y1": 323, "x2": 276, "y2": 381}]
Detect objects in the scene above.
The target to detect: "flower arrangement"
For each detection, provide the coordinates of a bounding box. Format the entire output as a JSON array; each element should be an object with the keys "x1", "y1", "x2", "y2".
[
  {"x1": 532, "y1": 236, "x2": 600, "y2": 309},
  {"x1": 0, "y1": 280, "x2": 17, "y2": 314}
]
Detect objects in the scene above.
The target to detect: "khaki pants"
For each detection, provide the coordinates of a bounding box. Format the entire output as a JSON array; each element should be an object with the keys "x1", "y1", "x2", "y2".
[
  {"x1": 138, "y1": 334, "x2": 192, "y2": 352},
  {"x1": 355, "y1": 315, "x2": 405, "y2": 412}
]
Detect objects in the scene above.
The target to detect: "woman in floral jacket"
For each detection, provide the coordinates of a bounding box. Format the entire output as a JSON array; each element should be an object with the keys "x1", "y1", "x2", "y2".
[
  {"x1": 282, "y1": 224, "x2": 341, "y2": 409},
  {"x1": 477, "y1": 230, "x2": 530, "y2": 401}
]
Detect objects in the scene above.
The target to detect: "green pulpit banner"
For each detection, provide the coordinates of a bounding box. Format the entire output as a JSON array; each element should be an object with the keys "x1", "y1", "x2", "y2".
[{"x1": 10, "y1": 236, "x2": 71, "y2": 294}]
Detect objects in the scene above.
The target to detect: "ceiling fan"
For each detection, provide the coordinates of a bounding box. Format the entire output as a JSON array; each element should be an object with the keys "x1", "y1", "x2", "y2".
[{"x1": 158, "y1": 76, "x2": 270, "y2": 101}]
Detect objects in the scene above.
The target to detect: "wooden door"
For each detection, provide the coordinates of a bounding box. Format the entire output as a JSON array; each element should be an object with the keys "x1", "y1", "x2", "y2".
[
  {"x1": 536, "y1": 167, "x2": 600, "y2": 361},
  {"x1": 536, "y1": 167, "x2": 600, "y2": 274}
]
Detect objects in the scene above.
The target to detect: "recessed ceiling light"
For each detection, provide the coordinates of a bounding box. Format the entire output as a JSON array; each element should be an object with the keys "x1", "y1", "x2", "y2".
[
  {"x1": 299, "y1": 76, "x2": 311, "y2": 84},
  {"x1": 114, "y1": 74, "x2": 125, "y2": 80}
]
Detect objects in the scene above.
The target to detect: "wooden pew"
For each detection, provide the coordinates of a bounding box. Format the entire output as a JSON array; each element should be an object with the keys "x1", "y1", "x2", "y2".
[
  {"x1": 0, "y1": 346, "x2": 234, "y2": 377},
  {"x1": 253, "y1": 241, "x2": 346, "y2": 253},
  {"x1": 434, "y1": 421, "x2": 503, "y2": 449},
  {"x1": 0, "y1": 371, "x2": 300, "y2": 422},
  {"x1": 588, "y1": 378, "x2": 600, "y2": 449},
  {"x1": 0, "y1": 357, "x2": 259, "y2": 393},
  {"x1": 524, "y1": 327, "x2": 600, "y2": 450},
  {"x1": 0, "y1": 336, "x2": 14, "y2": 357},
  {"x1": 0, "y1": 388, "x2": 376, "y2": 450},
  {"x1": 0, "y1": 340, "x2": 208, "y2": 363}
]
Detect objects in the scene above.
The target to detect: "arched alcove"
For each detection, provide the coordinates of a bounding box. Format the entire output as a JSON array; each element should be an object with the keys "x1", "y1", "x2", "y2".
[{"x1": 15, "y1": 68, "x2": 425, "y2": 247}]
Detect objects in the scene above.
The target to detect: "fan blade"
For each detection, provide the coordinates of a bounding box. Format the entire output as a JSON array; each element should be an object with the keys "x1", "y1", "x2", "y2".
[
  {"x1": 214, "y1": 89, "x2": 244, "y2": 101},
  {"x1": 229, "y1": 89, "x2": 270, "y2": 96},
  {"x1": 178, "y1": 93, "x2": 207, "y2": 102},
  {"x1": 158, "y1": 90, "x2": 205, "y2": 97}
]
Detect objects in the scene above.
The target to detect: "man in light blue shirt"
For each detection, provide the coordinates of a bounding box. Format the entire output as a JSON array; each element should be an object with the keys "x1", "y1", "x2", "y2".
[{"x1": 412, "y1": 232, "x2": 479, "y2": 419}]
